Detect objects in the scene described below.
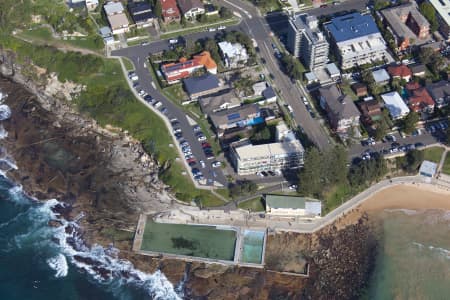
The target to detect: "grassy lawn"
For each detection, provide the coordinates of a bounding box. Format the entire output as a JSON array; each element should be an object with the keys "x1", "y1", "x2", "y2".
[
  {"x1": 122, "y1": 58, "x2": 135, "y2": 71},
  {"x1": 238, "y1": 197, "x2": 265, "y2": 212},
  {"x1": 99, "y1": 228, "x2": 134, "y2": 242},
  {"x1": 323, "y1": 183, "x2": 354, "y2": 214},
  {"x1": 442, "y1": 152, "x2": 450, "y2": 175},
  {"x1": 159, "y1": 18, "x2": 239, "y2": 39},
  {"x1": 162, "y1": 84, "x2": 188, "y2": 103},
  {"x1": 2, "y1": 36, "x2": 226, "y2": 207},
  {"x1": 18, "y1": 26, "x2": 103, "y2": 52},
  {"x1": 215, "y1": 188, "x2": 231, "y2": 200},
  {"x1": 422, "y1": 147, "x2": 445, "y2": 164},
  {"x1": 340, "y1": 83, "x2": 358, "y2": 101}
]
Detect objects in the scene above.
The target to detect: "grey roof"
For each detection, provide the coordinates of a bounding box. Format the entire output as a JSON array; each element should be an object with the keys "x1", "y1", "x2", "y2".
[
  {"x1": 99, "y1": 26, "x2": 112, "y2": 37},
  {"x1": 265, "y1": 194, "x2": 321, "y2": 215},
  {"x1": 325, "y1": 13, "x2": 380, "y2": 43},
  {"x1": 198, "y1": 89, "x2": 241, "y2": 115},
  {"x1": 183, "y1": 74, "x2": 220, "y2": 96},
  {"x1": 372, "y1": 68, "x2": 390, "y2": 83},
  {"x1": 128, "y1": 2, "x2": 155, "y2": 23},
  {"x1": 319, "y1": 84, "x2": 360, "y2": 120},
  {"x1": 426, "y1": 80, "x2": 450, "y2": 100},
  {"x1": 291, "y1": 13, "x2": 325, "y2": 44},
  {"x1": 210, "y1": 103, "x2": 259, "y2": 128},
  {"x1": 104, "y1": 1, "x2": 124, "y2": 15},
  {"x1": 381, "y1": 3, "x2": 429, "y2": 44},
  {"x1": 178, "y1": 0, "x2": 203, "y2": 14},
  {"x1": 410, "y1": 64, "x2": 427, "y2": 74},
  {"x1": 419, "y1": 160, "x2": 437, "y2": 176},
  {"x1": 326, "y1": 62, "x2": 340, "y2": 76},
  {"x1": 262, "y1": 86, "x2": 276, "y2": 99}
]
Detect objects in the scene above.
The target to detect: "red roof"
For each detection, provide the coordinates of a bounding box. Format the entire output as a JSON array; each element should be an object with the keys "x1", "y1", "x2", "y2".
[
  {"x1": 161, "y1": 51, "x2": 217, "y2": 82},
  {"x1": 160, "y1": 0, "x2": 180, "y2": 19},
  {"x1": 405, "y1": 81, "x2": 420, "y2": 91},
  {"x1": 408, "y1": 88, "x2": 435, "y2": 112},
  {"x1": 387, "y1": 65, "x2": 412, "y2": 79}
]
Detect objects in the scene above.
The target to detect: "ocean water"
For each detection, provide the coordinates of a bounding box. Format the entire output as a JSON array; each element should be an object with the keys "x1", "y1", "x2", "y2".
[
  {"x1": 366, "y1": 209, "x2": 450, "y2": 299},
  {"x1": 0, "y1": 91, "x2": 182, "y2": 300}
]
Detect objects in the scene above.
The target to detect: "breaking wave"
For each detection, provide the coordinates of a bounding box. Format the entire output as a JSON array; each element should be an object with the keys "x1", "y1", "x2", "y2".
[
  {"x1": 412, "y1": 242, "x2": 450, "y2": 259},
  {"x1": 0, "y1": 104, "x2": 11, "y2": 121},
  {"x1": 47, "y1": 253, "x2": 69, "y2": 278}
]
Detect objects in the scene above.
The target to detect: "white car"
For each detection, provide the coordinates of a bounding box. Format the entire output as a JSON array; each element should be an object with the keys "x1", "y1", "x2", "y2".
[
  {"x1": 197, "y1": 135, "x2": 207, "y2": 141},
  {"x1": 208, "y1": 28, "x2": 216, "y2": 32},
  {"x1": 217, "y1": 26, "x2": 226, "y2": 30},
  {"x1": 154, "y1": 101, "x2": 162, "y2": 108},
  {"x1": 168, "y1": 39, "x2": 178, "y2": 44},
  {"x1": 200, "y1": 160, "x2": 206, "y2": 168},
  {"x1": 288, "y1": 184, "x2": 298, "y2": 190},
  {"x1": 212, "y1": 161, "x2": 221, "y2": 168}
]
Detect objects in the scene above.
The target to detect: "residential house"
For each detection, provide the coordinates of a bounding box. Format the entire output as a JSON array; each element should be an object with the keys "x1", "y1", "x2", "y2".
[
  {"x1": 358, "y1": 98, "x2": 382, "y2": 125},
  {"x1": 387, "y1": 64, "x2": 412, "y2": 81},
  {"x1": 372, "y1": 68, "x2": 390, "y2": 86},
  {"x1": 262, "y1": 86, "x2": 276, "y2": 103},
  {"x1": 426, "y1": 80, "x2": 450, "y2": 108},
  {"x1": 324, "y1": 13, "x2": 391, "y2": 69},
  {"x1": 252, "y1": 82, "x2": 267, "y2": 96},
  {"x1": 380, "y1": 2, "x2": 430, "y2": 51},
  {"x1": 99, "y1": 26, "x2": 114, "y2": 44},
  {"x1": 209, "y1": 103, "x2": 261, "y2": 133},
  {"x1": 160, "y1": 0, "x2": 181, "y2": 23},
  {"x1": 198, "y1": 89, "x2": 241, "y2": 116},
  {"x1": 177, "y1": 0, "x2": 205, "y2": 19},
  {"x1": 204, "y1": 4, "x2": 218, "y2": 16},
  {"x1": 381, "y1": 91, "x2": 410, "y2": 120},
  {"x1": 86, "y1": 0, "x2": 99, "y2": 11},
  {"x1": 104, "y1": 2, "x2": 130, "y2": 34},
  {"x1": 161, "y1": 51, "x2": 217, "y2": 84},
  {"x1": 218, "y1": 41, "x2": 249, "y2": 68},
  {"x1": 410, "y1": 64, "x2": 427, "y2": 77},
  {"x1": 318, "y1": 84, "x2": 361, "y2": 132},
  {"x1": 408, "y1": 87, "x2": 435, "y2": 113},
  {"x1": 128, "y1": 1, "x2": 157, "y2": 28},
  {"x1": 352, "y1": 83, "x2": 368, "y2": 97},
  {"x1": 264, "y1": 195, "x2": 321, "y2": 217},
  {"x1": 183, "y1": 73, "x2": 222, "y2": 99}
]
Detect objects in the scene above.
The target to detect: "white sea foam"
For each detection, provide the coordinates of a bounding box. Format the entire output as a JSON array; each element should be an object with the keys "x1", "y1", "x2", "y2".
[
  {"x1": 412, "y1": 242, "x2": 450, "y2": 259},
  {"x1": 0, "y1": 91, "x2": 7, "y2": 103},
  {"x1": 47, "y1": 254, "x2": 69, "y2": 278},
  {"x1": 0, "y1": 104, "x2": 11, "y2": 120},
  {"x1": 0, "y1": 124, "x2": 7, "y2": 139}
]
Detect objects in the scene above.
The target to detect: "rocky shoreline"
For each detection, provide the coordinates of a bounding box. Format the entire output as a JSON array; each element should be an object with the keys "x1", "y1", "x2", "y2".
[{"x1": 0, "y1": 48, "x2": 379, "y2": 299}]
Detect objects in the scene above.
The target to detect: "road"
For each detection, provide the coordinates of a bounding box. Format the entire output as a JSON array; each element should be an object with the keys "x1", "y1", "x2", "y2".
[
  {"x1": 111, "y1": 50, "x2": 227, "y2": 186},
  {"x1": 304, "y1": 0, "x2": 367, "y2": 17},
  {"x1": 219, "y1": 0, "x2": 333, "y2": 150}
]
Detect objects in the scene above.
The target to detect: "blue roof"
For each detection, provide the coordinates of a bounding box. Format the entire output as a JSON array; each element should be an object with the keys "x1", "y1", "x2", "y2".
[{"x1": 325, "y1": 13, "x2": 380, "y2": 43}]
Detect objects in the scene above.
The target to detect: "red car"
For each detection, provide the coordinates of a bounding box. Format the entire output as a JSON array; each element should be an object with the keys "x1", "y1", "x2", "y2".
[{"x1": 201, "y1": 142, "x2": 211, "y2": 148}]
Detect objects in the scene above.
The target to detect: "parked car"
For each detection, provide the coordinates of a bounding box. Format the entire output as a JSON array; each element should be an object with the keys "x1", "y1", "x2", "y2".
[
  {"x1": 200, "y1": 160, "x2": 206, "y2": 168},
  {"x1": 168, "y1": 39, "x2": 178, "y2": 44},
  {"x1": 217, "y1": 26, "x2": 226, "y2": 30},
  {"x1": 193, "y1": 125, "x2": 201, "y2": 132},
  {"x1": 153, "y1": 101, "x2": 162, "y2": 108},
  {"x1": 288, "y1": 184, "x2": 298, "y2": 190},
  {"x1": 160, "y1": 107, "x2": 168, "y2": 114},
  {"x1": 212, "y1": 161, "x2": 221, "y2": 168},
  {"x1": 198, "y1": 135, "x2": 207, "y2": 141},
  {"x1": 208, "y1": 27, "x2": 216, "y2": 32}
]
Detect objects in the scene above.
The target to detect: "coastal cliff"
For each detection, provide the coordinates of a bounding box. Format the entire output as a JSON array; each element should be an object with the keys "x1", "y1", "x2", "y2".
[{"x1": 0, "y1": 48, "x2": 378, "y2": 299}]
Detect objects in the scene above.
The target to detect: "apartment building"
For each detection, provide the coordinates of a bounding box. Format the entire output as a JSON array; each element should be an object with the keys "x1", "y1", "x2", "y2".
[
  {"x1": 287, "y1": 14, "x2": 329, "y2": 70},
  {"x1": 381, "y1": 2, "x2": 430, "y2": 51},
  {"x1": 325, "y1": 13, "x2": 390, "y2": 69},
  {"x1": 428, "y1": 0, "x2": 450, "y2": 40}
]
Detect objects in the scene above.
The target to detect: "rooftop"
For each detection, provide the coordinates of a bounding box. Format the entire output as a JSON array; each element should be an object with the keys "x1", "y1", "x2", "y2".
[
  {"x1": 218, "y1": 41, "x2": 248, "y2": 59},
  {"x1": 372, "y1": 68, "x2": 390, "y2": 83},
  {"x1": 291, "y1": 13, "x2": 326, "y2": 44},
  {"x1": 326, "y1": 62, "x2": 340, "y2": 76},
  {"x1": 198, "y1": 89, "x2": 241, "y2": 114},
  {"x1": 426, "y1": 80, "x2": 450, "y2": 100},
  {"x1": 419, "y1": 160, "x2": 437, "y2": 176},
  {"x1": 161, "y1": 0, "x2": 180, "y2": 18},
  {"x1": 104, "y1": 1, "x2": 124, "y2": 15},
  {"x1": 387, "y1": 64, "x2": 412, "y2": 78},
  {"x1": 210, "y1": 103, "x2": 259, "y2": 127},
  {"x1": 265, "y1": 194, "x2": 321, "y2": 215},
  {"x1": 381, "y1": 91, "x2": 410, "y2": 119},
  {"x1": 410, "y1": 64, "x2": 427, "y2": 74},
  {"x1": 325, "y1": 12, "x2": 381, "y2": 43},
  {"x1": 408, "y1": 87, "x2": 435, "y2": 111},
  {"x1": 262, "y1": 86, "x2": 276, "y2": 100},
  {"x1": 319, "y1": 84, "x2": 360, "y2": 120},
  {"x1": 178, "y1": 0, "x2": 204, "y2": 14},
  {"x1": 108, "y1": 13, "x2": 129, "y2": 29},
  {"x1": 428, "y1": 0, "x2": 450, "y2": 27},
  {"x1": 183, "y1": 73, "x2": 220, "y2": 96},
  {"x1": 235, "y1": 140, "x2": 305, "y2": 161}
]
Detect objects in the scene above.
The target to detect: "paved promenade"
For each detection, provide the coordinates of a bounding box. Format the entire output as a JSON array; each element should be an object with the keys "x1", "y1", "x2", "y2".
[{"x1": 153, "y1": 175, "x2": 450, "y2": 233}]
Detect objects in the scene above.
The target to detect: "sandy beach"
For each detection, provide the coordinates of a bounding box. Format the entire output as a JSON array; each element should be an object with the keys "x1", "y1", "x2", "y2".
[{"x1": 358, "y1": 184, "x2": 450, "y2": 212}]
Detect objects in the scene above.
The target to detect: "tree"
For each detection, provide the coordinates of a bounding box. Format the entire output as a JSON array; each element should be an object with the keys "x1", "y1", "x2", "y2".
[
  {"x1": 446, "y1": 127, "x2": 450, "y2": 146},
  {"x1": 298, "y1": 148, "x2": 323, "y2": 197},
  {"x1": 402, "y1": 111, "x2": 419, "y2": 134},
  {"x1": 280, "y1": 53, "x2": 303, "y2": 80},
  {"x1": 154, "y1": 0, "x2": 162, "y2": 18},
  {"x1": 374, "y1": 120, "x2": 388, "y2": 141},
  {"x1": 404, "y1": 149, "x2": 424, "y2": 173},
  {"x1": 219, "y1": 7, "x2": 232, "y2": 19},
  {"x1": 325, "y1": 145, "x2": 349, "y2": 185},
  {"x1": 420, "y1": 2, "x2": 438, "y2": 32},
  {"x1": 250, "y1": 125, "x2": 273, "y2": 144}
]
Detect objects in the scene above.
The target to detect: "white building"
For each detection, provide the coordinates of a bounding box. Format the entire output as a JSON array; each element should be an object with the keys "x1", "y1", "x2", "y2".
[
  {"x1": 218, "y1": 41, "x2": 249, "y2": 68},
  {"x1": 86, "y1": 0, "x2": 99, "y2": 11},
  {"x1": 419, "y1": 160, "x2": 437, "y2": 178},
  {"x1": 287, "y1": 14, "x2": 329, "y2": 70},
  {"x1": 428, "y1": 0, "x2": 450, "y2": 40},
  {"x1": 265, "y1": 194, "x2": 321, "y2": 217},
  {"x1": 381, "y1": 91, "x2": 410, "y2": 120},
  {"x1": 325, "y1": 13, "x2": 391, "y2": 70},
  {"x1": 230, "y1": 138, "x2": 305, "y2": 176},
  {"x1": 104, "y1": 1, "x2": 130, "y2": 34}
]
